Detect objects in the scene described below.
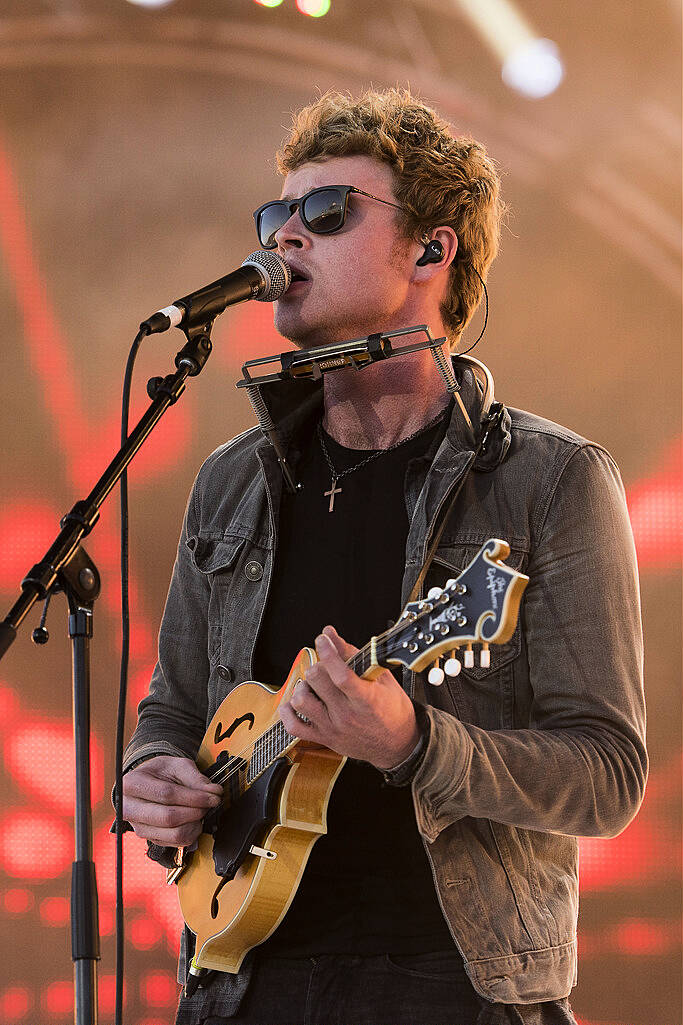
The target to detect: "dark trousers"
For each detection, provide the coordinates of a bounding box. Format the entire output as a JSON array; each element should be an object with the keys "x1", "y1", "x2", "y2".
[{"x1": 194, "y1": 951, "x2": 578, "y2": 1025}]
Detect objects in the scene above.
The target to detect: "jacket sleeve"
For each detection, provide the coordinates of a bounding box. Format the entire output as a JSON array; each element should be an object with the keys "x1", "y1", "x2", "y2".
[
  {"x1": 412, "y1": 444, "x2": 648, "y2": 842},
  {"x1": 122, "y1": 474, "x2": 210, "y2": 772}
]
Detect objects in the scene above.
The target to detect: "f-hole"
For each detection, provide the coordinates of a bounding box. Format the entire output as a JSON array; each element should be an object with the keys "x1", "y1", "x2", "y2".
[
  {"x1": 214, "y1": 713, "x2": 255, "y2": 745},
  {"x1": 210, "y1": 876, "x2": 231, "y2": 920}
]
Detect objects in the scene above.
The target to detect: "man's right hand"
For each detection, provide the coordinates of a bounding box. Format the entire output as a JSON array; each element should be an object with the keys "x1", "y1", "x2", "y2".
[{"x1": 121, "y1": 755, "x2": 223, "y2": 848}]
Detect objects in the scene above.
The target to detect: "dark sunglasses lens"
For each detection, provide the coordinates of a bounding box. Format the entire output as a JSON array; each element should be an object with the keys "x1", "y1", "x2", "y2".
[
  {"x1": 258, "y1": 202, "x2": 290, "y2": 248},
  {"x1": 302, "y1": 189, "x2": 345, "y2": 233}
]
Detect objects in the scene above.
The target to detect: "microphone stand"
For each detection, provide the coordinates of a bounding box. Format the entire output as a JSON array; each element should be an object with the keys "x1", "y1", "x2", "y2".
[{"x1": 0, "y1": 323, "x2": 214, "y2": 1025}]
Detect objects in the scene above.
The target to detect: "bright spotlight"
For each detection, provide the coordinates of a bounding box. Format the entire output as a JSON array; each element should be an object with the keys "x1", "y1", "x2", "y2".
[
  {"x1": 125, "y1": 0, "x2": 176, "y2": 7},
  {"x1": 296, "y1": 0, "x2": 332, "y2": 16},
  {"x1": 453, "y1": 0, "x2": 564, "y2": 99},
  {"x1": 502, "y1": 38, "x2": 564, "y2": 98}
]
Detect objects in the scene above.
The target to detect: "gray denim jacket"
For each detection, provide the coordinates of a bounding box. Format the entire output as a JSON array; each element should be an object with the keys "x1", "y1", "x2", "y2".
[{"x1": 124, "y1": 364, "x2": 647, "y2": 1007}]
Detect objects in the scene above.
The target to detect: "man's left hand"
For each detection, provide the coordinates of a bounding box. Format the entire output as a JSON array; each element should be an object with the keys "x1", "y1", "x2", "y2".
[{"x1": 279, "y1": 625, "x2": 420, "y2": 769}]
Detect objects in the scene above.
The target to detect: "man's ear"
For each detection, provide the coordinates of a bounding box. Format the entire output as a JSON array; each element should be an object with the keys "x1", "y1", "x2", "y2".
[{"x1": 413, "y1": 226, "x2": 458, "y2": 275}]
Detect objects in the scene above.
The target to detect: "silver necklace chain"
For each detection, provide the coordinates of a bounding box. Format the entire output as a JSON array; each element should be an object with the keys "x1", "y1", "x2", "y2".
[{"x1": 317, "y1": 404, "x2": 450, "y2": 512}]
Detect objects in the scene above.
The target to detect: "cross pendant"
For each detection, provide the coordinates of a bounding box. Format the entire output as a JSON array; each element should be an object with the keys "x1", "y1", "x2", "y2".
[{"x1": 324, "y1": 479, "x2": 342, "y2": 512}]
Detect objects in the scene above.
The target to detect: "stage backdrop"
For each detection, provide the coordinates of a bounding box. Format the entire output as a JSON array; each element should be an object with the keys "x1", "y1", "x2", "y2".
[{"x1": 0, "y1": 2, "x2": 680, "y2": 1024}]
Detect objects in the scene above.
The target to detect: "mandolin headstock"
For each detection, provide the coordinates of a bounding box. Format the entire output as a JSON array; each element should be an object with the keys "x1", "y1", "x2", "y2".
[{"x1": 384, "y1": 539, "x2": 528, "y2": 678}]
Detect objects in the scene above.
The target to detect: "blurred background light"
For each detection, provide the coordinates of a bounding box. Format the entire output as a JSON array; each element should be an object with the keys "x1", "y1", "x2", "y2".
[
  {"x1": 253, "y1": 0, "x2": 285, "y2": 6},
  {"x1": 42, "y1": 980, "x2": 73, "y2": 1017},
  {"x1": 129, "y1": 916, "x2": 163, "y2": 951},
  {"x1": 0, "y1": 986, "x2": 33, "y2": 1023},
  {"x1": 99, "y1": 975, "x2": 127, "y2": 1015},
  {"x1": 125, "y1": 0, "x2": 177, "y2": 7},
  {"x1": 0, "y1": 810, "x2": 72, "y2": 879},
  {"x1": 139, "y1": 971, "x2": 178, "y2": 1008},
  {"x1": 296, "y1": 0, "x2": 332, "y2": 17},
  {"x1": 2, "y1": 888, "x2": 35, "y2": 916},
  {"x1": 39, "y1": 896, "x2": 70, "y2": 927},
  {"x1": 454, "y1": 0, "x2": 564, "y2": 97},
  {"x1": 4, "y1": 719, "x2": 105, "y2": 816},
  {"x1": 502, "y1": 38, "x2": 564, "y2": 98}
]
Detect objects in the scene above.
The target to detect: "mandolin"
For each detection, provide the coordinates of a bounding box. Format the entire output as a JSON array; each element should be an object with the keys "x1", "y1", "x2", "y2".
[{"x1": 169, "y1": 538, "x2": 528, "y2": 983}]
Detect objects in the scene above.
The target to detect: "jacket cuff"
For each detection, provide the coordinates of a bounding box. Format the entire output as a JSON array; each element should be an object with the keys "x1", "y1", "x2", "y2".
[
  {"x1": 381, "y1": 702, "x2": 431, "y2": 786},
  {"x1": 411, "y1": 706, "x2": 472, "y2": 841}
]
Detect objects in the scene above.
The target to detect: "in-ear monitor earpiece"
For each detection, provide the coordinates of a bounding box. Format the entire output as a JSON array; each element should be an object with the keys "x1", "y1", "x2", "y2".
[{"x1": 416, "y1": 237, "x2": 445, "y2": 266}]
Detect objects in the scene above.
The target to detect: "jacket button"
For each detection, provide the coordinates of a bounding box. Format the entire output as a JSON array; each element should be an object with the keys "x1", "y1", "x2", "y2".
[
  {"x1": 217, "y1": 665, "x2": 233, "y2": 682},
  {"x1": 245, "y1": 560, "x2": 263, "y2": 581}
]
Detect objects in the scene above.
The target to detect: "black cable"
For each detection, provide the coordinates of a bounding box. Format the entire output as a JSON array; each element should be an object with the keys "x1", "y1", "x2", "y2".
[
  {"x1": 115, "y1": 325, "x2": 149, "y2": 1025},
  {"x1": 458, "y1": 266, "x2": 489, "y2": 357}
]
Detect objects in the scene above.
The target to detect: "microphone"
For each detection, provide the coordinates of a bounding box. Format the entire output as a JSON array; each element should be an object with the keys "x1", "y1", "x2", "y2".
[{"x1": 141, "y1": 250, "x2": 292, "y2": 335}]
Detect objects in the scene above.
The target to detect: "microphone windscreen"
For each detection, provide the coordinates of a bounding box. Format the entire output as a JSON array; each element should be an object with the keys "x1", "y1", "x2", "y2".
[{"x1": 241, "y1": 250, "x2": 291, "y2": 301}]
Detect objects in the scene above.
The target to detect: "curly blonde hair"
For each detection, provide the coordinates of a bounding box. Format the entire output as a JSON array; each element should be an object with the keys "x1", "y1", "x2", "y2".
[{"x1": 276, "y1": 88, "x2": 505, "y2": 346}]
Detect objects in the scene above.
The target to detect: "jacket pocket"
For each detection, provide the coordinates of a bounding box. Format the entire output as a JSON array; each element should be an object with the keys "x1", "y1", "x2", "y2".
[
  {"x1": 427, "y1": 542, "x2": 527, "y2": 676},
  {"x1": 187, "y1": 534, "x2": 246, "y2": 663},
  {"x1": 424, "y1": 543, "x2": 527, "y2": 729},
  {"x1": 187, "y1": 535, "x2": 246, "y2": 575}
]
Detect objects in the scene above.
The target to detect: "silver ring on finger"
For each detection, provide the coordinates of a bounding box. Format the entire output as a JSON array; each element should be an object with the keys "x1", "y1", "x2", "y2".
[{"x1": 294, "y1": 710, "x2": 312, "y2": 725}]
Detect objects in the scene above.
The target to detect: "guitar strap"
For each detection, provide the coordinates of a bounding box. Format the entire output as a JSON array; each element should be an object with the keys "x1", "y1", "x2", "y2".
[{"x1": 406, "y1": 400, "x2": 506, "y2": 605}]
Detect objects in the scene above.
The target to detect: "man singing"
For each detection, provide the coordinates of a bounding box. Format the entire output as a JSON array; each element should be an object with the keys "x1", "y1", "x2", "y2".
[{"x1": 120, "y1": 89, "x2": 647, "y2": 1025}]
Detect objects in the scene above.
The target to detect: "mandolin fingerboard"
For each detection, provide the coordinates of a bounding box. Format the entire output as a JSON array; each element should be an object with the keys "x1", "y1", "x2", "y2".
[
  {"x1": 246, "y1": 720, "x2": 295, "y2": 786},
  {"x1": 242, "y1": 650, "x2": 374, "y2": 788}
]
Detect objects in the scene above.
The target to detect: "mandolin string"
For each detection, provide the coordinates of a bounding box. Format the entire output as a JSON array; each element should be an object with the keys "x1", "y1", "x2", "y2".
[
  {"x1": 204, "y1": 610, "x2": 465, "y2": 793},
  {"x1": 201, "y1": 586, "x2": 481, "y2": 792},
  {"x1": 204, "y1": 635, "x2": 396, "y2": 792},
  {"x1": 207, "y1": 627, "x2": 402, "y2": 787},
  {"x1": 205, "y1": 641, "x2": 381, "y2": 788}
]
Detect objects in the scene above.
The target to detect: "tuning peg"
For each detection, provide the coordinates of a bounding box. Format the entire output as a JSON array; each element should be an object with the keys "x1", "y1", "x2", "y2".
[
  {"x1": 479, "y1": 643, "x2": 490, "y2": 668},
  {"x1": 463, "y1": 644, "x2": 474, "y2": 669},
  {"x1": 427, "y1": 586, "x2": 442, "y2": 600},
  {"x1": 445, "y1": 578, "x2": 457, "y2": 588},
  {"x1": 444, "y1": 650, "x2": 461, "y2": 677},
  {"x1": 427, "y1": 660, "x2": 445, "y2": 686}
]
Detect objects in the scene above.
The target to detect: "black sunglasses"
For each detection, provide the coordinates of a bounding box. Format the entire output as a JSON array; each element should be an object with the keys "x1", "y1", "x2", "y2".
[{"x1": 253, "y1": 185, "x2": 405, "y2": 249}]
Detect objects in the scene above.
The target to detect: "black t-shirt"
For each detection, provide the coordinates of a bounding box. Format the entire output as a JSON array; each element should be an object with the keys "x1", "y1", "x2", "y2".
[{"x1": 253, "y1": 411, "x2": 455, "y2": 956}]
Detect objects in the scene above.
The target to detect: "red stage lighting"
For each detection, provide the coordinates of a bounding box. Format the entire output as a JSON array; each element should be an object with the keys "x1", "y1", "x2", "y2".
[
  {"x1": 130, "y1": 915, "x2": 163, "y2": 950},
  {"x1": 39, "y1": 896, "x2": 70, "y2": 927},
  {"x1": 0, "y1": 809, "x2": 72, "y2": 879},
  {"x1": 4, "y1": 719, "x2": 105, "y2": 815},
  {"x1": 0, "y1": 986, "x2": 33, "y2": 1022},
  {"x1": 42, "y1": 980, "x2": 73, "y2": 1016},
  {"x1": 140, "y1": 970, "x2": 178, "y2": 1008},
  {"x1": 2, "y1": 887, "x2": 34, "y2": 915}
]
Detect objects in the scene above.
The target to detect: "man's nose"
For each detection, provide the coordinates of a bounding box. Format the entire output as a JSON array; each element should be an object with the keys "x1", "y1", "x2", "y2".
[{"x1": 274, "y1": 206, "x2": 309, "y2": 250}]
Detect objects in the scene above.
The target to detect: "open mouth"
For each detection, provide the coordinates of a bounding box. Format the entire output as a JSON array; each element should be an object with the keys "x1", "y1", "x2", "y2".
[{"x1": 288, "y1": 268, "x2": 309, "y2": 285}]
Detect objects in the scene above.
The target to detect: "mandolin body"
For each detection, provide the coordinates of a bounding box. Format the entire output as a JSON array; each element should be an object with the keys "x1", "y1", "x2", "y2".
[{"x1": 176, "y1": 647, "x2": 346, "y2": 974}]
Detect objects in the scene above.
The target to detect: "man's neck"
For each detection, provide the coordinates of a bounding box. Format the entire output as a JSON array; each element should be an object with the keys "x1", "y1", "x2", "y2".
[{"x1": 321, "y1": 348, "x2": 452, "y2": 450}]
